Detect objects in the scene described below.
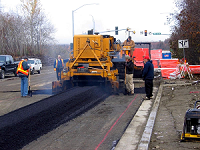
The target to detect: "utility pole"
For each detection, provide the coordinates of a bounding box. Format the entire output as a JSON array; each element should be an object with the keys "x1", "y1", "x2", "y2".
[
  {"x1": 72, "y1": 3, "x2": 98, "y2": 40},
  {"x1": 90, "y1": 15, "x2": 95, "y2": 34}
]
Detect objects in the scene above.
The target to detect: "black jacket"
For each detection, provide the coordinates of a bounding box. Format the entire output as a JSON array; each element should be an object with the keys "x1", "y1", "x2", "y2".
[
  {"x1": 142, "y1": 60, "x2": 154, "y2": 80},
  {"x1": 125, "y1": 60, "x2": 134, "y2": 74}
]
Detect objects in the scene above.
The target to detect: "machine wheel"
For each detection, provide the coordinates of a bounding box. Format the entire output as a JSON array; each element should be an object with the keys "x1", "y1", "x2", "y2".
[
  {"x1": 113, "y1": 84, "x2": 119, "y2": 95},
  {"x1": 180, "y1": 138, "x2": 186, "y2": 142},
  {"x1": 0, "y1": 70, "x2": 5, "y2": 79},
  {"x1": 31, "y1": 68, "x2": 34, "y2": 75},
  {"x1": 103, "y1": 79, "x2": 111, "y2": 94},
  {"x1": 37, "y1": 70, "x2": 41, "y2": 74}
]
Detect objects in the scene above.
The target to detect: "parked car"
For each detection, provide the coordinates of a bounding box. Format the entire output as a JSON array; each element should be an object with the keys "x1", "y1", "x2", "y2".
[
  {"x1": 0, "y1": 55, "x2": 18, "y2": 79},
  {"x1": 27, "y1": 58, "x2": 42, "y2": 75}
]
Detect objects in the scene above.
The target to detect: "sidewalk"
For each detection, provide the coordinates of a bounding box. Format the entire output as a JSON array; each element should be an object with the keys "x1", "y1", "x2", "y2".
[{"x1": 115, "y1": 86, "x2": 159, "y2": 150}]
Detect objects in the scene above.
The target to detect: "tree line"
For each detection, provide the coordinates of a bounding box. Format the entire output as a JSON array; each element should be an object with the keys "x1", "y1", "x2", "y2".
[
  {"x1": 1, "y1": 0, "x2": 199, "y2": 65},
  {"x1": 135, "y1": 39, "x2": 170, "y2": 50},
  {"x1": 169, "y1": 0, "x2": 200, "y2": 65},
  {"x1": 0, "y1": 0, "x2": 59, "y2": 60}
]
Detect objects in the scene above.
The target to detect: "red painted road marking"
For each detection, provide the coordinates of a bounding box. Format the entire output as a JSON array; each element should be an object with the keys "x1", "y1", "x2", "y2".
[
  {"x1": 190, "y1": 91, "x2": 200, "y2": 94},
  {"x1": 95, "y1": 94, "x2": 138, "y2": 150}
]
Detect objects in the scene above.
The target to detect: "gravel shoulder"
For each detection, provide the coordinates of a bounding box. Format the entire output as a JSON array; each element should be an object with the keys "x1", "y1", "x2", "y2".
[{"x1": 149, "y1": 79, "x2": 200, "y2": 150}]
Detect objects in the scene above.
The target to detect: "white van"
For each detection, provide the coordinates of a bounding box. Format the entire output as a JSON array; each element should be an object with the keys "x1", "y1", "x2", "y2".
[
  {"x1": 27, "y1": 58, "x2": 42, "y2": 75},
  {"x1": 37, "y1": 59, "x2": 42, "y2": 70}
]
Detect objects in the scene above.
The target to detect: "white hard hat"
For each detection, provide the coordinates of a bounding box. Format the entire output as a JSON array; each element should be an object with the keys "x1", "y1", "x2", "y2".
[{"x1": 125, "y1": 55, "x2": 130, "y2": 60}]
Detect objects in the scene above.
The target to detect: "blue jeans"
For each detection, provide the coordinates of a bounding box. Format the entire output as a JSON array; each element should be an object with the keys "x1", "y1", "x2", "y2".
[{"x1": 21, "y1": 76, "x2": 28, "y2": 96}]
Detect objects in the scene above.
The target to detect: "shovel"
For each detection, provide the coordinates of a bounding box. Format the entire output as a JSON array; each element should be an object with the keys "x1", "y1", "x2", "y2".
[{"x1": 28, "y1": 69, "x2": 32, "y2": 97}]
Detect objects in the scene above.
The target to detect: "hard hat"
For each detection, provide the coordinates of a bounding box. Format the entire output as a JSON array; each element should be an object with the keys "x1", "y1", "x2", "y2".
[
  {"x1": 143, "y1": 56, "x2": 150, "y2": 60},
  {"x1": 125, "y1": 55, "x2": 130, "y2": 60}
]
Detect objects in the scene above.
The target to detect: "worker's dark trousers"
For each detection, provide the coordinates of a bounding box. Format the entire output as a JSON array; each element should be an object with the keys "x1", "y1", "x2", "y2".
[
  {"x1": 145, "y1": 79, "x2": 153, "y2": 98},
  {"x1": 56, "y1": 68, "x2": 62, "y2": 80}
]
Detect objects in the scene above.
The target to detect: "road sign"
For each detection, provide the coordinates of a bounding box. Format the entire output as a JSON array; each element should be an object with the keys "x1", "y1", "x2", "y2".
[
  {"x1": 178, "y1": 39, "x2": 189, "y2": 48},
  {"x1": 153, "y1": 33, "x2": 161, "y2": 35}
]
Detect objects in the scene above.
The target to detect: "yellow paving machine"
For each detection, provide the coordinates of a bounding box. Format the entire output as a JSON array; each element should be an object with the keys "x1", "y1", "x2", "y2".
[
  {"x1": 181, "y1": 100, "x2": 200, "y2": 141},
  {"x1": 52, "y1": 34, "x2": 127, "y2": 94}
]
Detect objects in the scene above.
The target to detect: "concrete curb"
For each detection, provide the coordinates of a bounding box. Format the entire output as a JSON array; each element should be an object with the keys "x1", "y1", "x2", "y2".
[{"x1": 137, "y1": 84, "x2": 163, "y2": 150}]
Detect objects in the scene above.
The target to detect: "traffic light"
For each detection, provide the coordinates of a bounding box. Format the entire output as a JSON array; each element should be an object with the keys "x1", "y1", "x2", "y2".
[
  {"x1": 144, "y1": 30, "x2": 147, "y2": 36},
  {"x1": 115, "y1": 26, "x2": 118, "y2": 35}
]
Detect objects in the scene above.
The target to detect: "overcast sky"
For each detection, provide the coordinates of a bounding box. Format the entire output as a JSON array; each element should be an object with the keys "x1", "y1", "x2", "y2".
[{"x1": 1, "y1": 0, "x2": 176, "y2": 44}]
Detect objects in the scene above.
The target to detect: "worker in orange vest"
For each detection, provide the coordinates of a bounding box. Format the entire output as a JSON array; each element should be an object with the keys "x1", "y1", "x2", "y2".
[
  {"x1": 123, "y1": 36, "x2": 135, "y2": 58},
  {"x1": 17, "y1": 56, "x2": 31, "y2": 98},
  {"x1": 54, "y1": 55, "x2": 64, "y2": 80}
]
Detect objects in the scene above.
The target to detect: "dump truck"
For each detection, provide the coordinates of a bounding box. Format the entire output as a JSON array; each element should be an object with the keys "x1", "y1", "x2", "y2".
[{"x1": 52, "y1": 34, "x2": 127, "y2": 94}]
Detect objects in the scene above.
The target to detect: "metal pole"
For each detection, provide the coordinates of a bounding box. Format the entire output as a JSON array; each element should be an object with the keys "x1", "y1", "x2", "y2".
[
  {"x1": 183, "y1": 47, "x2": 185, "y2": 63},
  {"x1": 90, "y1": 15, "x2": 95, "y2": 34},
  {"x1": 72, "y1": 10, "x2": 74, "y2": 39},
  {"x1": 72, "y1": 11, "x2": 74, "y2": 40},
  {"x1": 72, "y1": 3, "x2": 98, "y2": 41},
  {"x1": 128, "y1": 31, "x2": 130, "y2": 37}
]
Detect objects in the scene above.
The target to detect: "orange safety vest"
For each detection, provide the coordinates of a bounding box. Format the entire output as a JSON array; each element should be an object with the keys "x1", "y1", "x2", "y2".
[
  {"x1": 55, "y1": 59, "x2": 64, "y2": 68},
  {"x1": 17, "y1": 60, "x2": 29, "y2": 76}
]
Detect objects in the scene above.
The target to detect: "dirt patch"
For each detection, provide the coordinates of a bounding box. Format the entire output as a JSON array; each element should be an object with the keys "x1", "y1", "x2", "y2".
[{"x1": 149, "y1": 79, "x2": 200, "y2": 150}]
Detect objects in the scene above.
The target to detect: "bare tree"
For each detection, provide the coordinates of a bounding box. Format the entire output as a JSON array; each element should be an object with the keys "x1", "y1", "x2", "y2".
[
  {"x1": 20, "y1": 0, "x2": 55, "y2": 55},
  {"x1": 170, "y1": 0, "x2": 200, "y2": 64},
  {"x1": 0, "y1": 0, "x2": 55, "y2": 58},
  {"x1": 0, "y1": 12, "x2": 24, "y2": 57}
]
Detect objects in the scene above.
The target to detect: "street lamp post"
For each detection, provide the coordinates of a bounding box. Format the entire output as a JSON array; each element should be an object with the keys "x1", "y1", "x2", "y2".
[
  {"x1": 90, "y1": 15, "x2": 95, "y2": 34},
  {"x1": 72, "y1": 3, "x2": 98, "y2": 40}
]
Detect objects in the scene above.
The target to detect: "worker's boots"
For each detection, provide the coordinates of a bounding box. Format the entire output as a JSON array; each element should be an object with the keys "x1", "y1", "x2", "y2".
[{"x1": 123, "y1": 89, "x2": 128, "y2": 95}]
